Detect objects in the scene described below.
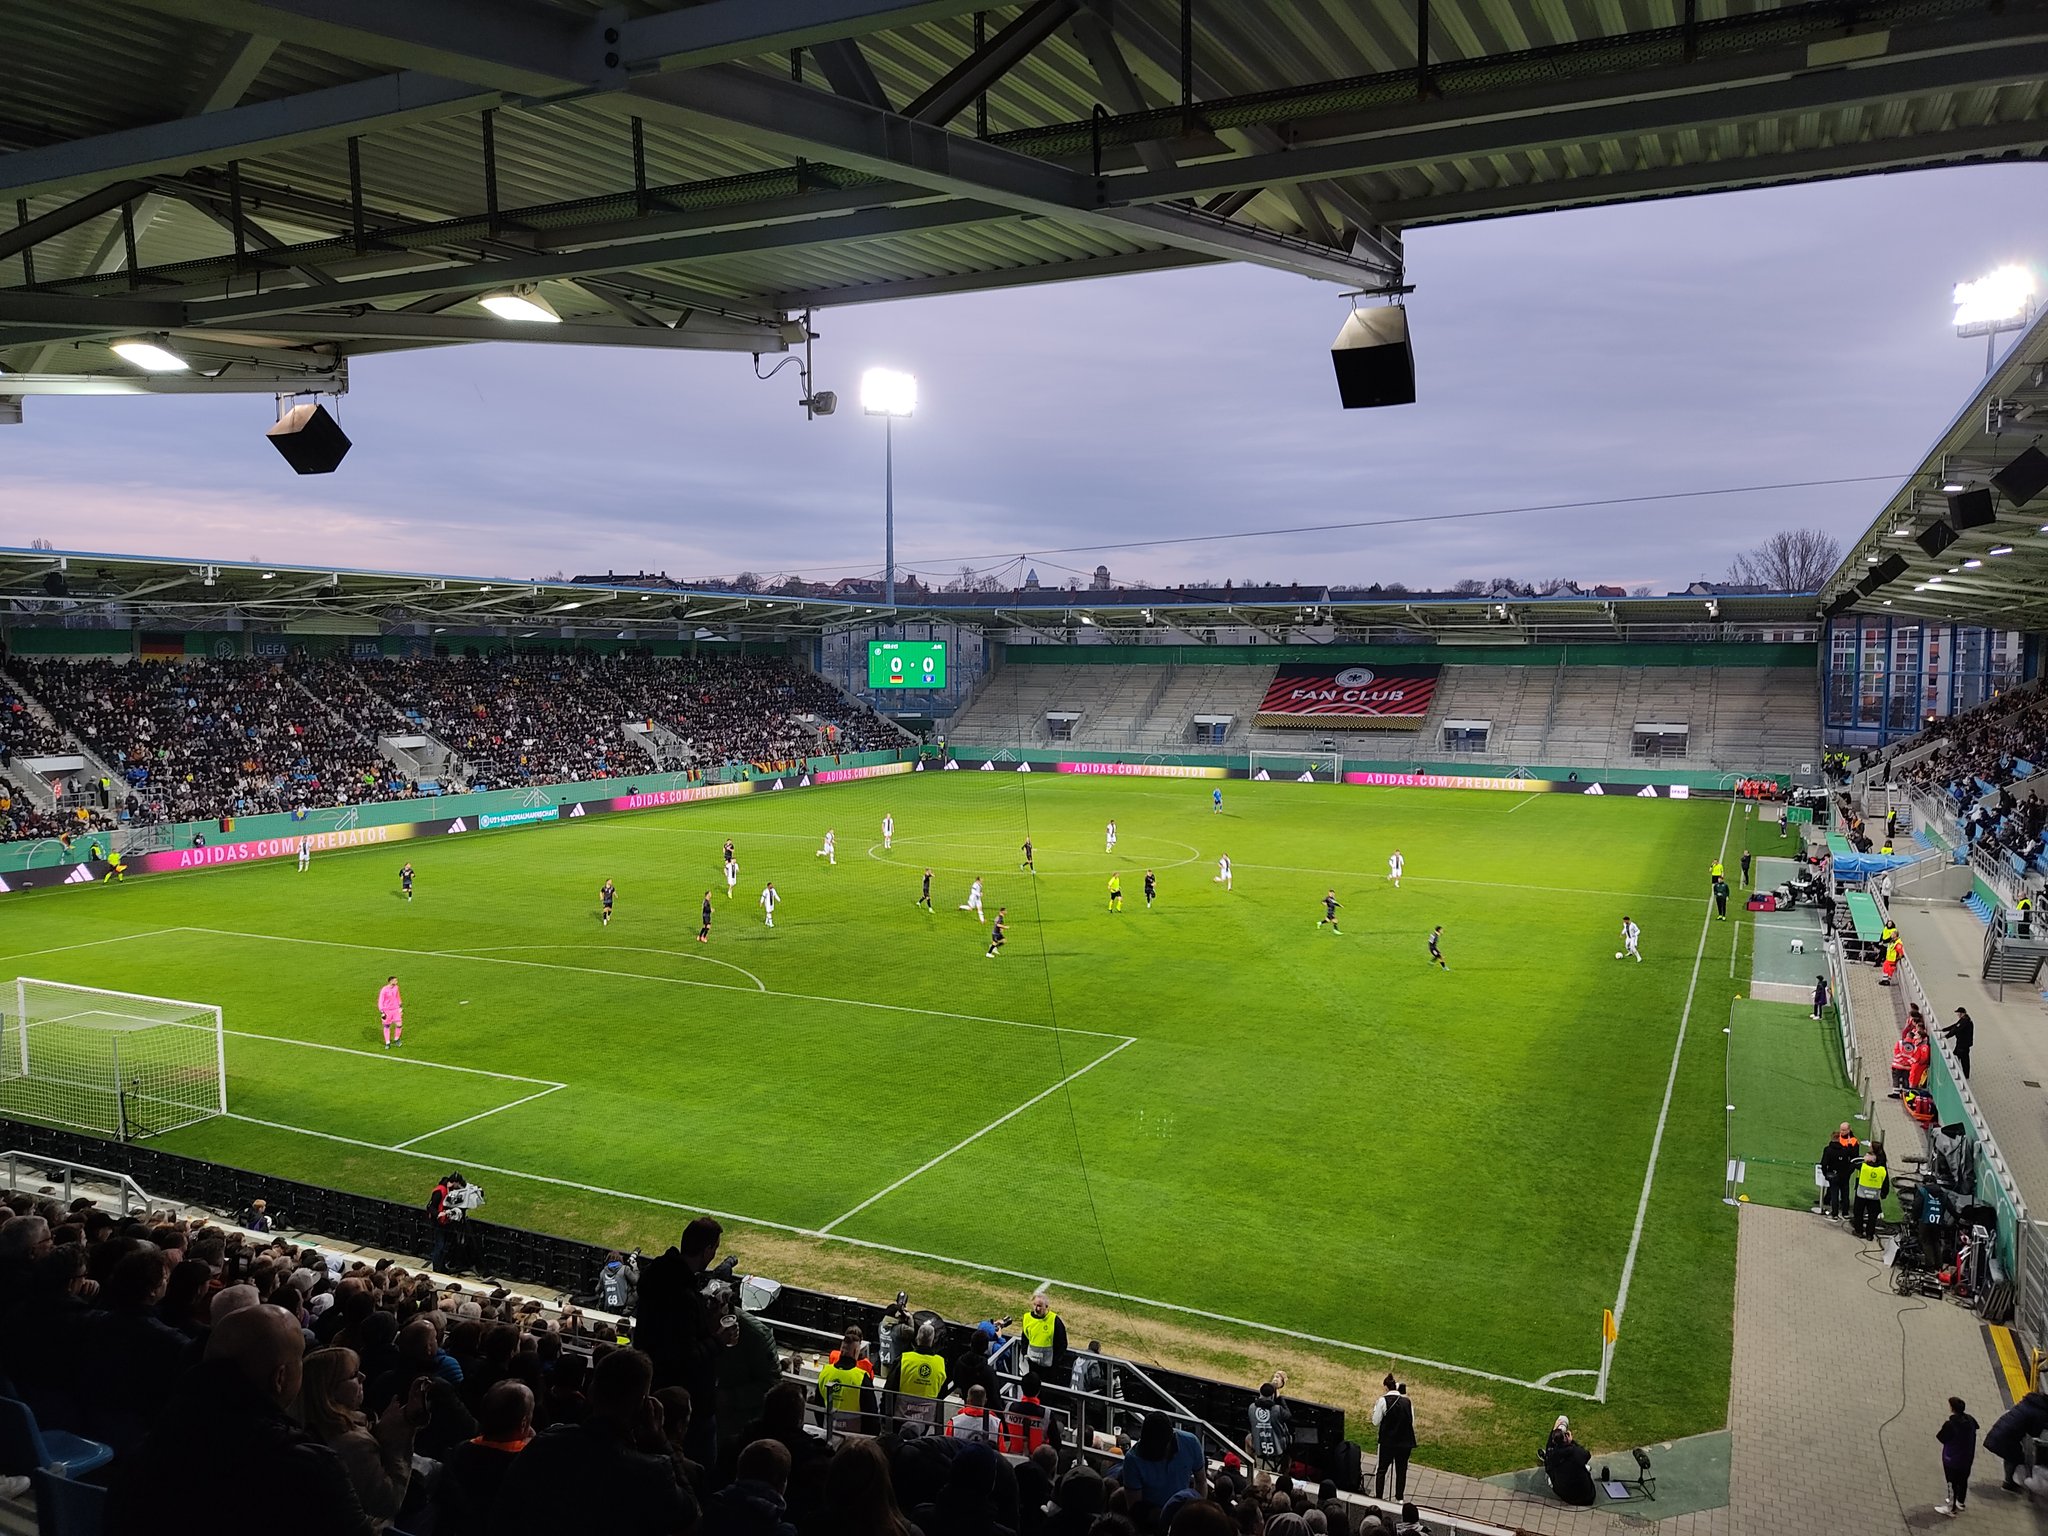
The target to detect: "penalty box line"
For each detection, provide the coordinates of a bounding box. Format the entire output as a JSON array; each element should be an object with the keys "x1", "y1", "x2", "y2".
[
  {"x1": 173, "y1": 926, "x2": 1125, "y2": 1042},
  {"x1": 216, "y1": 1104, "x2": 1592, "y2": 1402},
  {"x1": 817, "y1": 1036, "x2": 1138, "y2": 1235}
]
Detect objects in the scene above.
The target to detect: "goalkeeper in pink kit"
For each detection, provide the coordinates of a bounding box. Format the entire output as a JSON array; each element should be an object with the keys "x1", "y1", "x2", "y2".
[{"x1": 378, "y1": 975, "x2": 404, "y2": 1049}]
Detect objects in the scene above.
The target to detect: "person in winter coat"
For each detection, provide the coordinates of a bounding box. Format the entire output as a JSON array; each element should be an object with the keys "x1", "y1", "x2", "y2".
[
  {"x1": 299, "y1": 1347, "x2": 424, "y2": 1530},
  {"x1": 912, "y1": 1438, "x2": 1016, "y2": 1536},
  {"x1": 1541, "y1": 1417, "x2": 1595, "y2": 1506},
  {"x1": 1938, "y1": 1395, "x2": 1978, "y2": 1515},
  {"x1": 1811, "y1": 974, "x2": 1830, "y2": 1021},
  {"x1": 595, "y1": 1250, "x2": 640, "y2": 1314},
  {"x1": 1819, "y1": 1123, "x2": 1861, "y2": 1222},
  {"x1": 1982, "y1": 1389, "x2": 2048, "y2": 1491},
  {"x1": 1371, "y1": 1374, "x2": 1418, "y2": 1502},
  {"x1": 700, "y1": 1437, "x2": 799, "y2": 1536},
  {"x1": 637, "y1": 1216, "x2": 738, "y2": 1464}
]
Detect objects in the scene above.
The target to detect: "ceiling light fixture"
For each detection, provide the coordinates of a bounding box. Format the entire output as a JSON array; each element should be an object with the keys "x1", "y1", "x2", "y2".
[
  {"x1": 479, "y1": 286, "x2": 561, "y2": 323},
  {"x1": 1991, "y1": 545, "x2": 2015, "y2": 556},
  {"x1": 111, "y1": 339, "x2": 188, "y2": 371},
  {"x1": 1964, "y1": 558, "x2": 1983, "y2": 568}
]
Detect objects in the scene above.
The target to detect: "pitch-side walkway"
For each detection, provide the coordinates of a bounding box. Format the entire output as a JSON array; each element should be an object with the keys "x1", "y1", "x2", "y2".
[
  {"x1": 1729, "y1": 1202, "x2": 2045, "y2": 1536},
  {"x1": 1892, "y1": 898, "x2": 2048, "y2": 1216}
]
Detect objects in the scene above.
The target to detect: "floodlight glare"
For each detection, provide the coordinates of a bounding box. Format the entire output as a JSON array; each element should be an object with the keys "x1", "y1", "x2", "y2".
[
  {"x1": 111, "y1": 339, "x2": 188, "y2": 372},
  {"x1": 1954, "y1": 266, "x2": 2036, "y2": 328},
  {"x1": 479, "y1": 286, "x2": 561, "y2": 322},
  {"x1": 860, "y1": 367, "x2": 917, "y2": 417}
]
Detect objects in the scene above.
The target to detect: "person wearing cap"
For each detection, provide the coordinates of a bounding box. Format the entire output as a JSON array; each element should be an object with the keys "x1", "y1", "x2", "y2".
[
  {"x1": 1246, "y1": 1374, "x2": 1294, "y2": 1471},
  {"x1": 1819, "y1": 1123, "x2": 1860, "y2": 1222},
  {"x1": 1944, "y1": 1007, "x2": 1976, "y2": 1079},
  {"x1": 1019, "y1": 1291, "x2": 1066, "y2": 1372},
  {"x1": 1541, "y1": 1415, "x2": 1595, "y2": 1506}
]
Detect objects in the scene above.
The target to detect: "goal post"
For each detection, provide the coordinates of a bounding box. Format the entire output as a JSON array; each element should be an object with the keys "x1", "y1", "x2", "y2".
[{"x1": 2, "y1": 978, "x2": 226, "y2": 1142}]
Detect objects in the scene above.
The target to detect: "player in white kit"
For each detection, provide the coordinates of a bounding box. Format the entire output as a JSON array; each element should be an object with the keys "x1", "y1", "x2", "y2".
[
  {"x1": 960, "y1": 877, "x2": 985, "y2": 922},
  {"x1": 1105, "y1": 819, "x2": 1117, "y2": 853},
  {"x1": 724, "y1": 856, "x2": 739, "y2": 896},
  {"x1": 1618, "y1": 916, "x2": 1641, "y2": 961},
  {"x1": 1387, "y1": 850, "x2": 1403, "y2": 888},
  {"x1": 1214, "y1": 855, "x2": 1232, "y2": 889},
  {"x1": 816, "y1": 828, "x2": 836, "y2": 865},
  {"x1": 297, "y1": 838, "x2": 310, "y2": 873},
  {"x1": 882, "y1": 813, "x2": 894, "y2": 850},
  {"x1": 760, "y1": 881, "x2": 780, "y2": 927}
]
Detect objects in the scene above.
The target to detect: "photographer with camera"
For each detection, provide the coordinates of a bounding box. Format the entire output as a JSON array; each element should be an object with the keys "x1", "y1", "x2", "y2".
[
  {"x1": 638, "y1": 1216, "x2": 738, "y2": 1467},
  {"x1": 426, "y1": 1173, "x2": 484, "y2": 1275}
]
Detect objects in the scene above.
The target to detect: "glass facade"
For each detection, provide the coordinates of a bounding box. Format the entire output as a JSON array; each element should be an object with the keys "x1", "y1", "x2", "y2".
[{"x1": 1822, "y1": 616, "x2": 2025, "y2": 747}]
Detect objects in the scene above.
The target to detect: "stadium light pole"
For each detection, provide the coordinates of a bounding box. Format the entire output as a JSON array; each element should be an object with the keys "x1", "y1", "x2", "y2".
[
  {"x1": 1954, "y1": 266, "x2": 2037, "y2": 374},
  {"x1": 861, "y1": 368, "x2": 916, "y2": 607}
]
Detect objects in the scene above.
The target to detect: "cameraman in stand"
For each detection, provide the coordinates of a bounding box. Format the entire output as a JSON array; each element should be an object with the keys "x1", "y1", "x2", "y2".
[{"x1": 638, "y1": 1216, "x2": 738, "y2": 1468}]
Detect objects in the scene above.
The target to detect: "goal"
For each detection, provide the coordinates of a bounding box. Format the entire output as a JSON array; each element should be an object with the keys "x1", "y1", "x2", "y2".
[{"x1": 1, "y1": 978, "x2": 227, "y2": 1142}]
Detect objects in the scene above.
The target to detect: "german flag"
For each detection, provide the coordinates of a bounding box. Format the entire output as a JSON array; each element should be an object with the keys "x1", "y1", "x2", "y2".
[{"x1": 139, "y1": 634, "x2": 183, "y2": 661}]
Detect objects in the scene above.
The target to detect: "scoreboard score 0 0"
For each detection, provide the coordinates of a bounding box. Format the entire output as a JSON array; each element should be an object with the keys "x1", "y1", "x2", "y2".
[{"x1": 868, "y1": 640, "x2": 947, "y2": 689}]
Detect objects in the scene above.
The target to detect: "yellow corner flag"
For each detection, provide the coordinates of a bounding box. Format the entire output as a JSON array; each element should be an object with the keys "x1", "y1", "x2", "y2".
[{"x1": 1602, "y1": 1309, "x2": 1618, "y2": 1345}]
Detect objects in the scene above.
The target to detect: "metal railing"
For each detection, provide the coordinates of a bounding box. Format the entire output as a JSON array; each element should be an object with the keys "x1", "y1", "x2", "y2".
[{"x1": 0, "y1": 1150, "x2": 153, "y2": 1214}]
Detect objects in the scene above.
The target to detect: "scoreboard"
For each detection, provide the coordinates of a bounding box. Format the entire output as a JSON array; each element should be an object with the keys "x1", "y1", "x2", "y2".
[{"x1": 868, "y1": 640, "x2": 947, "y2": 689}]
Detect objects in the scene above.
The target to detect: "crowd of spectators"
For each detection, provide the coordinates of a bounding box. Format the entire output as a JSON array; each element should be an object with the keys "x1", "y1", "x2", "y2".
[
  {"x1": 350, "y1": 654, "x2": 899, "y2": 790},
  {"x1": 1892, "y1": 686, "x2": 2048, "y2": 872},
  {"x1": 0, "y1": 652, "x2": 901, "y2": 836},
  {"x1": 3, "y1": 657, "x2": 412, "y2": 827}
]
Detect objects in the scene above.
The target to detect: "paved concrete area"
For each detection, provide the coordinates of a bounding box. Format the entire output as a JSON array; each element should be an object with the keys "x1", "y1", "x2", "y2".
[{"x1": 1730, "y1": 1202, "x2": 2047, "y2": 1536}]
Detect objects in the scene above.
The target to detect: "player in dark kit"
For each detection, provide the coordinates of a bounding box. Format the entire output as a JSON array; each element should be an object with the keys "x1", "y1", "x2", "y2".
[
  {"x1": 600, "y1": 879, "x2": 616, "y2": 926},
  {"x1": 1020, "y1": 837, "x2": 1035, "y2": 873},
  {"x1": 400, "y1": 862, "x2": 414, "y2": 902},
  {"x1": 986, "y1": 907, "x2": 1007, "y2": 958},
  {"x1": 1428, "y1": 925, "x2": 1448, "y2": 970},
  {"x1": 723, "y1": 839, "x2": 735, "y2": 865},
  {"x1": 697, "y1": 891, "x2": 713, "y2": 943},
  {"x1": 1318, "y1": 890, "x2": 1342, "y2": 933},
  {"x1": 1143, "y1": 869, "x2": 1157, "y2": 909},
  {"x1": 918, "y1": 867, "x2": 934, "y2": 911}
]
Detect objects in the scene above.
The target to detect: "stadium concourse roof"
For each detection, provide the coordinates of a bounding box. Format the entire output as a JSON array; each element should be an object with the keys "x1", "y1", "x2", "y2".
[
  {"x1": 1821, "y1": 302, "x2": 2048, "y2": 630},
  {"x1": 4, "y1": 0, "x2": 2046, "y2": 405},
  {"x1": 0, "y1": 545, "x2": 1818, "y2": 639}
]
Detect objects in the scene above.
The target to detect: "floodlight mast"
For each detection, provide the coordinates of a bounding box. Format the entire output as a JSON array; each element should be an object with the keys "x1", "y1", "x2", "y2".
[
  {"x1": 1954, "y1": 265, "x2": 2037, "y2": 374},
  {"x1": 861, "y1": 368, "x2": 917, "y2": 608}
]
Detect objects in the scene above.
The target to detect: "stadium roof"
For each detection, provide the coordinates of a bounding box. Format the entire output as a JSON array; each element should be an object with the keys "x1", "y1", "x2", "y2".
[
  {"x1": 4, "y1": 0, "x2": 2045, "y2": 403},
  {"x1": 1821, "y1": 303, "x2": 2048, "y2": 629},
  {"x1": 0, "y1": 545, "x2": 1817, "y2": 640}
]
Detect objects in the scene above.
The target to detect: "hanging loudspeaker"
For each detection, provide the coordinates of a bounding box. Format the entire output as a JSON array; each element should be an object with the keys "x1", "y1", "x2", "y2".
[
  {"x1": 1993, "y1": 446, "x2": 2048, "y2": 508},
  {"x1": 266, "y1": 401, "x2": 352, "y2": 475},
  {"x1": 1947, "y1": 488, "x2": 1995, "y2": 529},
  {"x1": 1915, "y1": 520, "x2": 1958, "y2": 557}
]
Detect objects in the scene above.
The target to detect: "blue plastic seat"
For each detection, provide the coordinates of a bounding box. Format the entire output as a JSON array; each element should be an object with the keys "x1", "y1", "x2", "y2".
[
  {"x1": 0, "y1": 1398, "x2": 112, "y2": 1479},
  {"x1": 31, "y1": 1469, "x2": 106, "y2": 1536}
]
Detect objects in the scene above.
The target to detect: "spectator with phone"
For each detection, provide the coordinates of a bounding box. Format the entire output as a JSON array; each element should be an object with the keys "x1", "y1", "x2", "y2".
[
  {"x1": 639, "y1": 1215, "x2": 739, "y2": 1464},
  {"x1": 300, "y1": 1346, "x2": 428, "y2": 1529}
]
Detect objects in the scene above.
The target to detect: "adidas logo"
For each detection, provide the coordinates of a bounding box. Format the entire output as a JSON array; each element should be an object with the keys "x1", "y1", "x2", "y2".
[
  {"x1": 1636, "y1": 784, "x2": 1658, "y2": 798},
  {"x1": 446, "y1": 817, "x2": 469, "y2": 832},
  {"x1": 769, "y1": 779, "x2": 784, "y2": 790},
  {"x1": 798, "y1": 775, "x2": 811, "y2": 788},
  {"x1": 1296, "y1": 771, "x2": 1314, "y2": 783},
  {"x1": 1252, "y1": 769, "x2": 1270, "y2": 781},
  {"x1": 915, "y1": 761, "x2": 925, "y2": 772},
  {"x1": 64, "y1": 865, "x2": 95, "y2": 884},
  {"x1": 568, "y1": 803, "x2": 586, "y2": 818},
  {"x1": 1016, "y1": 762, "x2": 1031, "y2": 773},
  {"x1": 942, "y1": 760, "x2": 958, "y2": 771},
  {"x1": 1584, "y1": 783, "x2": 1604, "y2": 796},
  {"x1": 979, "y1": 761, "x2": 994, "y2": 772},
  {"x1": 0, "y1": 876, "x2": 10, "y2": 893}
]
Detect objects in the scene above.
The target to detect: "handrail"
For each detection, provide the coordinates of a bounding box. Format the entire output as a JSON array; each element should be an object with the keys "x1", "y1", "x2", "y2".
[{"x1": 0, "y1": 1150, "x2": 152, "y2": 1214}]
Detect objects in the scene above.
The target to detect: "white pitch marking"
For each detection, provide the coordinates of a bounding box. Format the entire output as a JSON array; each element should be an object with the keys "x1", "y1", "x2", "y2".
[
  {"x1": 392, "y1": 1083, "x2": 567, "y2": 1149},
  {"x1": 451, "y1": 944, "x2": 767, "y2": 992},
  {"x1": 174, "y1": 927, "x2": 1126, "y2": 1041},
  {"x1": 1505, "y1": 793, "x2": 1544, "y2": 813},
  {"x1": 0, "y1": 929, "x2": 186, "y2": 964},
  {"x1": 1596, "y1": 795, "x2": 1737, "y2": 1402},
  {"x1": 222, "y1": 1027, "x2": 562, "y2": 1086},
  {"x1": 819, "y1": 1037, "x2": 1137, "y2": 1234}
]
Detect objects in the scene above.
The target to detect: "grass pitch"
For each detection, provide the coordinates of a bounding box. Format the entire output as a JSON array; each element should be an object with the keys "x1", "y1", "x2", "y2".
[{"x1": 0, "y1": 774, "x2": 1750, "y2": 1470}]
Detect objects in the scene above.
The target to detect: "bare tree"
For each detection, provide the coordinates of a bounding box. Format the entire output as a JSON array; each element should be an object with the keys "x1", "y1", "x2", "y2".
[
  {"x1": 1727, "y1": 529, "x2": 1841, "y2": 592},
  {"x1": 730, "y1": 571, "x2": 762, "y2": 592},
  {"x1": 1630, "y1": 585, "x2": 1653, "y2": 597},
  {"x1": 1450, "y1": 578, "x2": 1487, "y2": 595},
  {"x1": 29, "y1": 537, "x2": 54, "y2": 550},
  {"x1": 1381, "y1": 581, "x2": 1409, "y2": 596}
]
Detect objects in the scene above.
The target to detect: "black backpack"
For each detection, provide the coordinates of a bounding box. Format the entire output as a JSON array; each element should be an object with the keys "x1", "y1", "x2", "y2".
[{"x1": 1335, "y1": 1439, "x2": 1364, "y2": 1493}]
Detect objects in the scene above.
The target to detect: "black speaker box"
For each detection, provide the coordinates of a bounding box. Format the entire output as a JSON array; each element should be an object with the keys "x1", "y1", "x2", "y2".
[
  {"x1": 1870, "y1": 553, "x2": 1909, "y2": 586},
  {"x1": 266, "y1": 401, "x2": 352, "y2": 475},
  {"x1": 1330, "y1": 306, "x2": 1415, "y2": 409},
  {"x1": 1915, "y1": 520, "x2": 1958, "y2": 558},
  {"x1": 1993, "y1": 446, "x2": 2048, "y2": 508},
  {"x1": 1948, "y1": 488, "x2": 1995, "y2": 529}
]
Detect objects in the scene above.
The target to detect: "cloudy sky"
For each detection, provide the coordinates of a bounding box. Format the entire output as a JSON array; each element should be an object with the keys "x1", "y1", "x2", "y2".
[{"x1": 6, "y1": 163, "x2": 2044, "y2": 593}]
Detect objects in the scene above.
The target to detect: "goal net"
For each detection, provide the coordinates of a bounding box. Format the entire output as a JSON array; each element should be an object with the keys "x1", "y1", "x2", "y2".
[{"x1": 1, "y1": 978, "x2": 227, "y2": 1142}]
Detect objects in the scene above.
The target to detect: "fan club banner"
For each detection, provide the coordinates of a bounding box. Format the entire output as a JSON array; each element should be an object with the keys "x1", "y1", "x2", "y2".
[{"x1": 1256, "y1": 664, "x2": 1440, "y2": 728}]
